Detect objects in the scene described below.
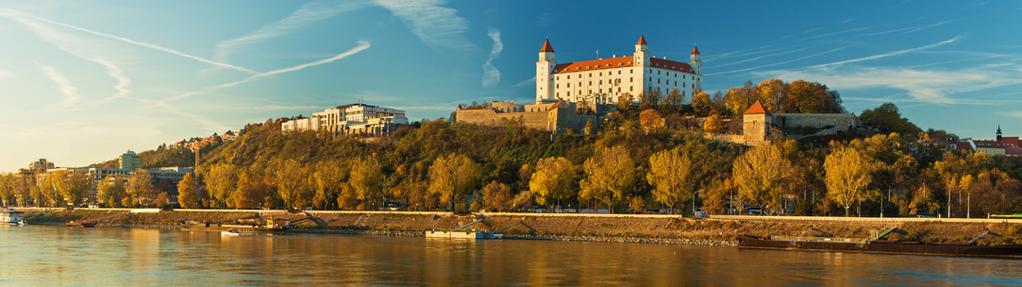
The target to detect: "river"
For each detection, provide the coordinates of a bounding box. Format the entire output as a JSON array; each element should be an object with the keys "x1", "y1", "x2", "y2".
[{"x1": 1, "y1": 225, "x2": 1020, "y2": 286}]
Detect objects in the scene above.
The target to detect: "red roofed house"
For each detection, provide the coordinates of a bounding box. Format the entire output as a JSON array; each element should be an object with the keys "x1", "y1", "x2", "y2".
[
  {"x1": 969, "y1": 126, "x2": 1022, "y2": 157},
  {"x1": 536, "y1": 36, "x2": 702, "y2": 104}
]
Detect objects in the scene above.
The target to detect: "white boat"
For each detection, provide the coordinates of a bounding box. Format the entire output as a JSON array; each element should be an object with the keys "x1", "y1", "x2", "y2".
[{"x1": 0, "y1": 209, "x2": 25, "y2": 226}]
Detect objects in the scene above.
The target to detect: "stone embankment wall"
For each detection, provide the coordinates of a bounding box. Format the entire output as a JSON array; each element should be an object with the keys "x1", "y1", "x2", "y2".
[{"x1": 17, "y1": 208, "x2": 1022, "y2": 246}]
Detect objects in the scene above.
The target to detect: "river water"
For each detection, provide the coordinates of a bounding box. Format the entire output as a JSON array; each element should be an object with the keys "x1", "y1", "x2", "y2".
[{"x1": 1, "y1": 226, "x2": 1020, "y2": 286}]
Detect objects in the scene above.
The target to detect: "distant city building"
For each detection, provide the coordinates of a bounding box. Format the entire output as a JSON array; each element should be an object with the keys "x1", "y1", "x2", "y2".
[
  {"x1": 119, "y1": 150, "x2": 142, "y2": 171},
  {"x1": 282, "y1": 103, "x2": 409, "y2": 136},
  {"x1": 27, "y1": 159, "x2": 55, "y2": 173},
  {"x1": 535, "y1": 36, "x2": 702, "y2": 104},
  {"x1": 956, "y1": 126, "x2": 1022, "y2": 157}
]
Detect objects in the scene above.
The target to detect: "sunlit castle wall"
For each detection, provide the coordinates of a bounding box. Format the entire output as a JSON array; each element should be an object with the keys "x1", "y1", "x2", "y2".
[{"x1": 536, "y1": 36, "x2": 702, "y2": 104}]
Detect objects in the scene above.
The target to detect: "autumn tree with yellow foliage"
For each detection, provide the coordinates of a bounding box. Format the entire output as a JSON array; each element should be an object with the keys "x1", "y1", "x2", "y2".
[
  {"x1": 580, "y1": 146, "x2": 637, "y2": 212},
  {"x1": 732, "y1": 143, "x2": 795, "y2": 214},
  {"x1": 529, "y1": 157, "x2": 576, "y2": 208},
  {"x1": 824, "y1": 147, "x2": 877, "y2": 217},
  {"x1": 646, "y1": 148, "x2": 695, "y2": 213}
]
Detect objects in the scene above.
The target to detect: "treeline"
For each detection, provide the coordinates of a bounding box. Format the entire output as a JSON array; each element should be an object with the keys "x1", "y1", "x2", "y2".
[
  {"x1": 0, "y1": 169, "x2": 171, "y2": 208},
  {"x1": 2, "y1": 79, "x2": 1020, "y2": 217}
]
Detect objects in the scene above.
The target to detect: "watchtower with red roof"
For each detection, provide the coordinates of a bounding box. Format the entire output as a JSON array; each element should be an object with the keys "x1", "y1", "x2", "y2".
[{"x1": 743, "y1": 101, "x2": 771, "y2": 142}]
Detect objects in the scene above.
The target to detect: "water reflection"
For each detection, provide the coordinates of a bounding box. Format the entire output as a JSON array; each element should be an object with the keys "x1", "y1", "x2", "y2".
[{"x1": 1, "y1": 226, "x2": 1021, "y2": 286}]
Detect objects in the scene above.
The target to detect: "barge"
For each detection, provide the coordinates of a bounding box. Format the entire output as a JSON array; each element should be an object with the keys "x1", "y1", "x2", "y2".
[{"x1": 739, "y1": 234, "x2": 1022, "y2": 259}]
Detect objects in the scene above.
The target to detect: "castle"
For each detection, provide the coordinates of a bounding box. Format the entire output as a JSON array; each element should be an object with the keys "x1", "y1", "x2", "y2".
[{"x1": 536, "y1": 36, "x2": 702, "y2": 104}]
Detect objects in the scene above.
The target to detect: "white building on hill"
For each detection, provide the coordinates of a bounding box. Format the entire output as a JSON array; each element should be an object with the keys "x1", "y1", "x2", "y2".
[
  {"x1": 536, "y1": 36, "x2": 702, "y2": 104},
  {"x1": 282, "y1": 103, "x2": 409, "y2": 136}
]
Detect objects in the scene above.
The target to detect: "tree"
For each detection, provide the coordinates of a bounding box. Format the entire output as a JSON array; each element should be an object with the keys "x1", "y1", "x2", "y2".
[
  {"x1": 647, "y1": 149, "x2": 695, "y2": 213},
  {"x1": 691, "y1": 90, "x2": 712, "y2": 117},
  {"x1": 312, "y1": 160, "x2": 345, "y2": 210},
  {"x1": 233, "y1": 170, "x2": 267, "y2": 209},
  {"x1": 824, "y1": 147, "x2": 877, "y2": 216},
  {"x1": 55, "y1": 171, "x2": 89, "y2": 208},
  {"x1": 732, "y1": 143, "x2": 795, "y2": 214},
  {"x1": 427, "y1": 153, "x2": 481, "y2": 211},
  {"x1": 154, "y1": 192, "x2": 171, "y2": 209},
  {"x1": 97, "y1": 176, "x2": 126, "y2": 207},
  {"x1": 583, "y1": 120, "x2": 594, "y2": 137},
  {"x1": 640, "y1": 89, "x2": 660, "y2": 110},
  {"x1": 204, "y1": 163, "x2": 237, "y2": 208},
  {"x1": 660, "y1": 87, "x2": 684, "y2": 113},
  {"x1": 935, "y1": 152, "x2": 986, "y2": 217},
  {"x1": 703, "y1": 113, "x2": 725, "y2": 133},
  {"x1": 481, "y1": 181, "x2": 511, "y2": 211},
  {"x1": 617, "y1": 93, "x2": 634, "y2": 111},
  {"x1": 909, "y1": 182, "x2": 941, "y2": 216},
  {"x1": 348, "y1": 156, "x2": 384, "y2": 210},
  {"x1": 126, "y1": 171, "x2": 156, "y2": 207},
  {"x1": 580, "y1": 146, "x2": 638, "y2": 212},
  {"x1": 639, "y1": 109, "x2": 666, "y2": 134},
  {"x1": 859, "y1": 102, "x2": 921, "y2": 135},
  {"x1": 723, "y1": 83, "x2": 754, "y2": 117},
  {"x1": 752, "y1": 78, "x2": 786, "y2": 112},
  {"x1": 783, "y1": 80, "x2": 840, "y2": 113},
  {"x1": 529, "y1": 157, "x2": 577, "y2": 208},
  {"x1": 275, "y1": 160, "x2": 312, "y2": 210},
  {"x1": 176, "y1": 173, "x2": 201, "y2": 208}
]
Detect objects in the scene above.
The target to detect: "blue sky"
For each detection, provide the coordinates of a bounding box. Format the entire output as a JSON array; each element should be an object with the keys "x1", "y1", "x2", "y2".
[{"x1": 1, "y1": 0, "x2": 1020, "y2": 171}]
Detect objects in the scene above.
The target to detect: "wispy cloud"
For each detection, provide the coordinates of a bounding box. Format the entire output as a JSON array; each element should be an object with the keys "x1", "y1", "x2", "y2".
[
  {"x1": 810, "y1": 36, "x2": 961, "y2": 69},
  {"x1": 93, "y1": 58, "x2": 131, "y2": 101},
  {"x1": 170, "y1": 40, "x2": 372, "y2": 102},
  {"x1": 0, "y1": 69, "x2": 10, "y2": 78},
  {"x1": 481, "y1": 28, "x2": 502, "y2": 88},
  {"x1": 706, "y1": 46, "x2": 847, "y2": 76},
  {"x1": 1006, "y1": 111, "x2": 1022, "y2": 119},
  {"x1": 39, "y1": 65, "x2": 80, "y2": 107},
  {"x1": 2, "y1": 9, "x2": 259, "y2": 74},
  {"x1": 372, "y1": 0, "x2": 472, "y2": 49},
  {"x1": 214, "y1": 1, "x2": 369, "y2": 62},
  {"x1": 761, "y1": 65, "x2": 1022, "y2": 105}
]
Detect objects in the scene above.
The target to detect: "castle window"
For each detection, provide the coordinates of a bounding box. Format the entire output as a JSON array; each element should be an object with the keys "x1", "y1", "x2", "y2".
[
  {"x1": 568, "y1": 75, "x2": 571, "y2": 79},
  {"x1": 618, "y1": 70, "x2": 621, "y2": 75},
  {"x1": 599, "y1": 72, "x2": 602, "y2": 76}
]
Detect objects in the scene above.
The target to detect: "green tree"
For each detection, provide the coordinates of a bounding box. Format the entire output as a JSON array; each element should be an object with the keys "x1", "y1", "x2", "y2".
[
  {"x1": 427, "y1": 153, "x2": 481, "y2": 211},
  {"x1": 529, "y1": 157, "x2": 576, "y2": 208},
  {"x1": 647, "y1": 149, "x2": 695, "y2": 213},
  {"x1": 98, "y1": 176, "x2": 127, "y2": 208},
  {"x1": 580, "y1": 146, "x2": 637, "y2": 212},
  {"x1": 732, "y1": 143, "x2": 795, "y2": 214},
  {"x1": 127, "y1": 170, "x2": 156, "y2": 207},
  {"x1": 348, "y1": 156, "x2": 384, "y2": 210},
  {"x1": 859, "y1": 102, "x2": 922, "y2": 135},
  {"x1": 275, "y1": 160, "x2": 312, "y2": 210},
  {"x1": 176, "y1": 173, "x2": 201, "y2": 208},
  {"x1": 204, "y1": 163, "x2": 237, "y2": 208},
  {"x1": 824, "y1": 147, "x2": 877, "y2": 216}
]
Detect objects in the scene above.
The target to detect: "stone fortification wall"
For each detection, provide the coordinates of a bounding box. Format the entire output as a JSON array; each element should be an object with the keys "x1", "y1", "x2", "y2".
[
  {"x1": 453, "y1": 108, "x2": 550, "y2": 130},
  {"x1": 774, "y1": 113, "x2": 856, "y2": 129}
]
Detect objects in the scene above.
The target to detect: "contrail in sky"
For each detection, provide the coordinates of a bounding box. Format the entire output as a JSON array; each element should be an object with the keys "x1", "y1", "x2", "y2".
[{"x1": 7, "y1": 9, "x2": 260, "y2": 74}]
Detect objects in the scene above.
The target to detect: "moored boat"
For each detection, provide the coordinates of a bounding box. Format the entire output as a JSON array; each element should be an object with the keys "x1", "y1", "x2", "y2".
[
  {"x1": 738, "y1": 234, "x2": 1022, "y2": 259},
  {"x1": 0, "y1": 208, "x2": 25, "y2": 226},
  {"x1": 66, "y1": 220, "x2": 97, "y2": 228}
]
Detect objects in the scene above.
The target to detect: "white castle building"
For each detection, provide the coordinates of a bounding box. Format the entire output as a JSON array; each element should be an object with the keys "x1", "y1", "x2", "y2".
[
  {"x1": 281, "y1": 103, "x2": 409, "y2": 136},
  {"x1": 535, "y1": 36, "x2": 702, "y2": 104}
]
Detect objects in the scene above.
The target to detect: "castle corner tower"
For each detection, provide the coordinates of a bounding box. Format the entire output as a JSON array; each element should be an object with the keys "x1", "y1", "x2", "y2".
[{"x1": 536, "y1": 39, "x2": 557, "y2": 103}]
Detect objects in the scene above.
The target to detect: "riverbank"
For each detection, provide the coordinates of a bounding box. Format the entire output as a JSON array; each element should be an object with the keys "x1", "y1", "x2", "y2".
[{"x1": 18, "y1": 209, "x2": 1022, "y2": 246}]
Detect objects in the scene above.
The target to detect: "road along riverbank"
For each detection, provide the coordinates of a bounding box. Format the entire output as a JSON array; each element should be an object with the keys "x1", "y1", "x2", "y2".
[{"x1": 15, "y1": 208, "x2": 1022, "y2": 246}]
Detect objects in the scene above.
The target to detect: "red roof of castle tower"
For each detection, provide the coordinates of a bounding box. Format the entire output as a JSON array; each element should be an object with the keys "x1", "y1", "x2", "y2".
[
  {"x1": 540, "y1": 39, "x2": 554, "y2": 53},
  {"x1": 691, "y1": 46, "x2": 700, "y2": 55},
  {"x1": 744, "y1": 101, "x2": 768, "y2": 115},
  {"x1": 637, "y1": 35, "x2": 647, "y2": 45}
]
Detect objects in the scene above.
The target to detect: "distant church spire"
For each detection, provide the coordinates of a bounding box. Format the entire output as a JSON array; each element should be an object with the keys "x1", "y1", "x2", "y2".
[{"x1": 997, "y1": 124, "x2": 1003, "y2": 141}]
